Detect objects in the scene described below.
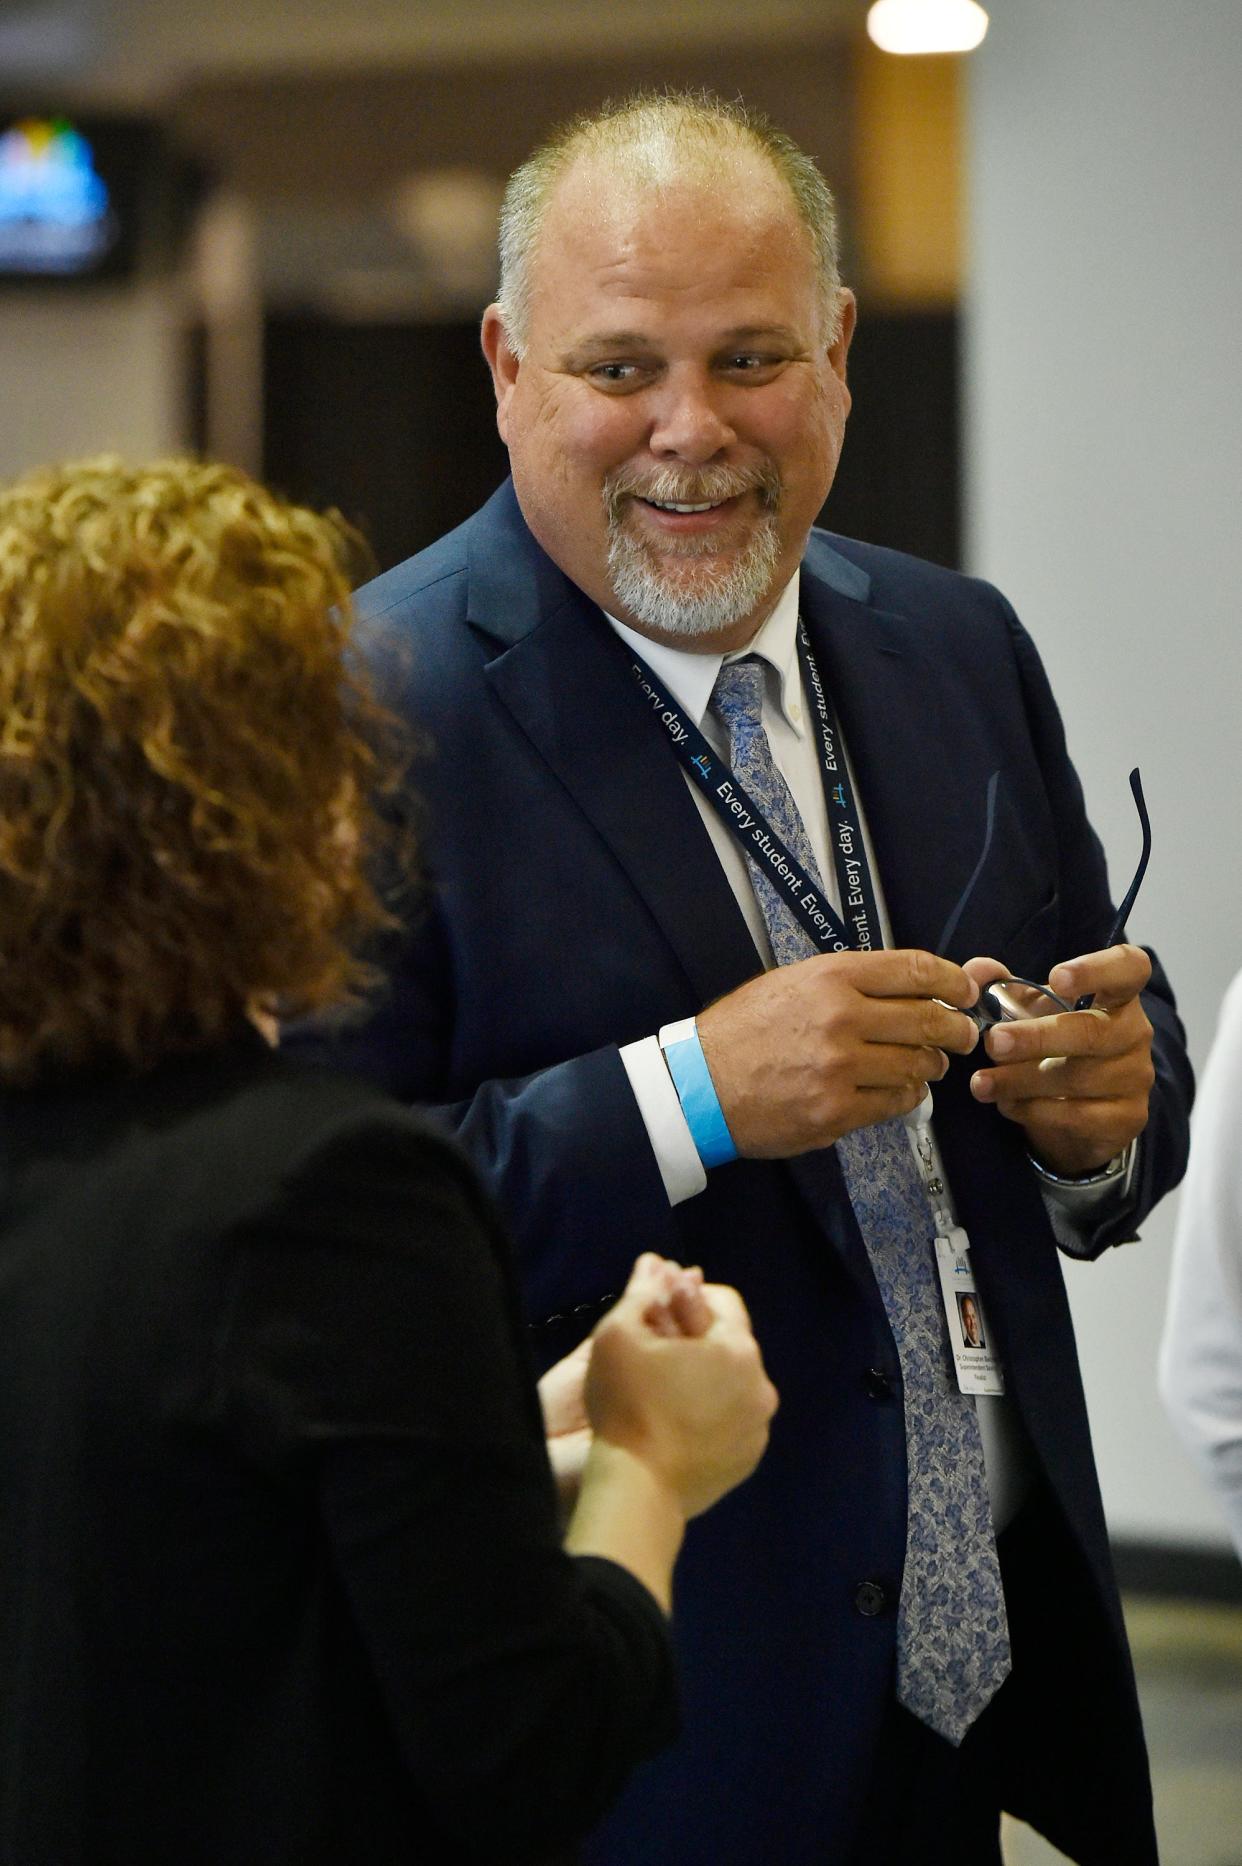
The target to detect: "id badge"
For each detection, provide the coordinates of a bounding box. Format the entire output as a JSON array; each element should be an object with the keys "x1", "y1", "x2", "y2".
[{"x1": 934, "y1": 1230, "x2": 1005, "y2": 1396}]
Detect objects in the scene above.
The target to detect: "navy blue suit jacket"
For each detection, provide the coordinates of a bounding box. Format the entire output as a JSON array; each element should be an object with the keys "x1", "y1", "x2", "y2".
[{"x1": 330, "y1": 480, "x2": 1191, "y2": 1864}]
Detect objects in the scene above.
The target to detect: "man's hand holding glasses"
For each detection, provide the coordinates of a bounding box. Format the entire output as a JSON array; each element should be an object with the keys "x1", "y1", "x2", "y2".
[
  {"x1": 964, "y1": 945, "x2": 1156, "y2": 1179},
  {"x1": 944, "y1": 766, "x2": 1155, "y2": 1182}
]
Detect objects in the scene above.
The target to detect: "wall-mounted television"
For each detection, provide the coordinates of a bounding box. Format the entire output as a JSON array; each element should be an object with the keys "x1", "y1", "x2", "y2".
[{"x1": 0, "y1": 111, "x2": 200, "y2": 285}]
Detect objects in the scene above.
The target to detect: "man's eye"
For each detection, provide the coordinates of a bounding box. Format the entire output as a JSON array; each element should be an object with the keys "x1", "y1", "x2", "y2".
[
  {"x1": 724, "y1": 353, "x2": 781, "y2": 374},
  {"x1": 588, "y1": 362, "x2": 640, "y2": 385}
]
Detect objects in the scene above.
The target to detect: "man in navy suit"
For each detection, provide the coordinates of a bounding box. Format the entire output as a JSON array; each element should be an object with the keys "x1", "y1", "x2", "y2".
[{"x1": 333, "y1": 93, "x2": 1191, "y2": 1865}]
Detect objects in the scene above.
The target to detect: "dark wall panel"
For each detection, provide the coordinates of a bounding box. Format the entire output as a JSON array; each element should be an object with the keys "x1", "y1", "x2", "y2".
[
  {"x1": 263, "y1": 316, "x2": 508, "y2": 571},
  {"x1": 820, "y1": 310, "x2": 960, "y2": 569}
]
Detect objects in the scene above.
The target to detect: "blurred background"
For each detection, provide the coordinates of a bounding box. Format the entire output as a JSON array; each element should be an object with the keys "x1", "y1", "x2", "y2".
[{"x1": 2, "y1": 3, "x2": 1240, "y2": 1857}]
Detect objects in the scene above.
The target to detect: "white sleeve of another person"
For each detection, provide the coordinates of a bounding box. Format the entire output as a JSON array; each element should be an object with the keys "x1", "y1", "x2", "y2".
[{"x1": 1159, "y1": 968, "x2": 1242, "y2": 1559}]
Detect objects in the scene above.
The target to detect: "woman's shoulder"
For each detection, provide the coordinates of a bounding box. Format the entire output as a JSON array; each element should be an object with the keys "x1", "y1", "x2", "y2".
[
  {"x1": 214, "y1": 1043, "x2": 458, "y2": 1153},
  {"x1": 170, "y1": 1043, "x2": 491, "y2": 1229},
  {"x1": 12, "y1": 1039, "x2": 493, "y2": 1263}
]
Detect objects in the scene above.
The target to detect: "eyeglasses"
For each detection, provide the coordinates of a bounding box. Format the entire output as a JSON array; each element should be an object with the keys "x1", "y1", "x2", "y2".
[{"x1": 955, "y1": 768, "x2": 1151, "y2": 1033}]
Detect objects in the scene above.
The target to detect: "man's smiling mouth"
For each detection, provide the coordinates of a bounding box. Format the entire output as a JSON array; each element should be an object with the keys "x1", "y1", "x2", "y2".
[
  {"x1": 637, "y1": 496, "x2": 734, "y2": 518},
  {"x1": 641, "y1": 498, "x2": 730, "y2": 514}
]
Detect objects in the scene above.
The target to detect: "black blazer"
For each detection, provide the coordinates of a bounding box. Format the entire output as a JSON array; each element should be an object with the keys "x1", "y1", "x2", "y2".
[
  {"x1": 312, "y1": 480, "x2": 1193, "y2": 1866},
  {"x1": 0, "y1": 1036, "x2": 675, "y2": 1866}
]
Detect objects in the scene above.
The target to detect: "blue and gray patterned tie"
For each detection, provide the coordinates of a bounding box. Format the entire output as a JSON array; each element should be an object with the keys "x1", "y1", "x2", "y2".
[{"x1": 710, "y1": 655, "x2": 1010, "y2": 1745}]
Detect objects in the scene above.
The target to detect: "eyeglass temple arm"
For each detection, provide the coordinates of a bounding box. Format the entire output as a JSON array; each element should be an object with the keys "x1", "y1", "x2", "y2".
[{"x1": 1075, "y1": 767, "x2": 1151, "y2": 1011}]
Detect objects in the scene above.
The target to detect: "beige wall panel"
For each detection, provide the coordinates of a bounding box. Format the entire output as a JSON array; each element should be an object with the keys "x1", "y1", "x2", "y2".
[{"x1": 853, "y1": 39, "x2": 962, "y2": 308}]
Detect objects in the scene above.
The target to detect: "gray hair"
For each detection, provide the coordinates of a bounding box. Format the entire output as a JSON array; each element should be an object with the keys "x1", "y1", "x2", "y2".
[{"x1": 495, "y1": 89, "x2": 844, "y2": 356}]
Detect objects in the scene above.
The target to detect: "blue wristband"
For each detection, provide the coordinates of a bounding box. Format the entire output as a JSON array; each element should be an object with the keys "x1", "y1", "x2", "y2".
[{"x1": 661, "y1": 1023, "x2": 738, "y2": 1169}]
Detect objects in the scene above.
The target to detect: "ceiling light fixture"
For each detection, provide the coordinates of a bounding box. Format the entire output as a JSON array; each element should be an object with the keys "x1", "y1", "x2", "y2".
[{"x1": 866, "y1": 0, "x2": 989, "y2": 55}]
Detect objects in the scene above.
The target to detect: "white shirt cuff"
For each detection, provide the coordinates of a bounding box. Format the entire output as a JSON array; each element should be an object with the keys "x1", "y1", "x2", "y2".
[{"x1": 619, "y1": 1035, "x2": 708, "y2": 1207}]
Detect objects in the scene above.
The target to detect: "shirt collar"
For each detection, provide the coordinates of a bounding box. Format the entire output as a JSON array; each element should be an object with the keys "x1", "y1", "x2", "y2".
[{"x1": 606, "y1": 572, "x2": 805, "y2": 734}]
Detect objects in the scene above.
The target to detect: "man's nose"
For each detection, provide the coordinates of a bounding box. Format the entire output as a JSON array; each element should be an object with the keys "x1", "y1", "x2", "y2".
[{"x1": 648, "y1": 377, "x2": 736, "y2": 462}]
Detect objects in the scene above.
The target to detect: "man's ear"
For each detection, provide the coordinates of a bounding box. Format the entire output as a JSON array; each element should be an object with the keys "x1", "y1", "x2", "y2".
[
  {"x1": 827, "y1": 288, "x2": 857, "y2": 385},
  {"x1": 481, "y1": 304, "x2": 519, "y2": 444}
]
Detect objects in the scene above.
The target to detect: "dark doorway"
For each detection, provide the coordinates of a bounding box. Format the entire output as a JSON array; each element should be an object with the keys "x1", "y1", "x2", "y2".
[
  {"x1": 821, "y1": 309, "x2": 961, "y2": 570},
  {"x1": 263, "y1": 315, "x2": 509, "y2": 574}
]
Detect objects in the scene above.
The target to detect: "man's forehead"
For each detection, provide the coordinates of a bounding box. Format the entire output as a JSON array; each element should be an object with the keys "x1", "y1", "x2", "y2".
[{"x1": 541, "y1": 140, "x2": 798, "y2": 251}]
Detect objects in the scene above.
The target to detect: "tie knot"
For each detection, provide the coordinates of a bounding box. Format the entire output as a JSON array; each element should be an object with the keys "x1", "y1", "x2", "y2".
[{"x1": 710, "y1": 655, "x2": 766, "y2": 730}]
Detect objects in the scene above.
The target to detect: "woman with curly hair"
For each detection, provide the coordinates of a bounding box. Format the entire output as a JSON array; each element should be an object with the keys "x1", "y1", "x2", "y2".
[{"x1": 0, "y1": 457, "x2": 776, "y2": 1866}]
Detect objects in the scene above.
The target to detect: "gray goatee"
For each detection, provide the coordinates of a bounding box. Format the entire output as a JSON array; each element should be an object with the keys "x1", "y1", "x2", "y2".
[{"x1": 604, "y1": 463, "x2": 782, "y2": 642}]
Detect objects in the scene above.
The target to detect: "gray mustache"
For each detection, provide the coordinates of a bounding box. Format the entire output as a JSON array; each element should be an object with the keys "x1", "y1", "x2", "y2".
[{"x1": 605, "y1": 465, "x2": 781, "y2": 520}]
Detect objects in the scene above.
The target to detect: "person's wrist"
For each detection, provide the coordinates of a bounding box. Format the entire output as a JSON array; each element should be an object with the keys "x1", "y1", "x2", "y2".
[
  {"x1": 1028, "y1": 1137, "x2": 1135, "y2": 1187},
  {"x1": 659, "y1": 1016, "x2": 738, "y2": 1168},
  {"x1": 567, "y1": 1439, "x2": 687, "y2": 1608},
  {"x1": 579, "y1": 1435, "x2": 686, "y2": 1518},
  {"x1": 546, "y1": 1426, "x2": 593, "y2": 1514}
]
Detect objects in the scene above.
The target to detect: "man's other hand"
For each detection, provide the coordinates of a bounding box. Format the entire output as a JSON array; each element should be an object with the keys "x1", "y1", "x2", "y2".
[{"x1": 966, "y1": 945, "x2": 1154, "y2": 1176}]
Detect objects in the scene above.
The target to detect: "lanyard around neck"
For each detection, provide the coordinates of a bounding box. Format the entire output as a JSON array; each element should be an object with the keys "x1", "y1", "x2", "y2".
[{"x1": 625, "y1": 621, "x2": 883, "y2": 956}]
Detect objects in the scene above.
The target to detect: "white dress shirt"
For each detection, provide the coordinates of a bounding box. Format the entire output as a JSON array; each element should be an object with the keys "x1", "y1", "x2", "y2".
[{"x1": 1159, "y1": 968, "x2": 1242, "y2": 1557}]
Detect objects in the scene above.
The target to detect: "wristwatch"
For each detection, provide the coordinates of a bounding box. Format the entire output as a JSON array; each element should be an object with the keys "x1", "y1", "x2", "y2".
[{"x1": 1027, "y1": 1138, "x2": 1136, "y2": 1189}]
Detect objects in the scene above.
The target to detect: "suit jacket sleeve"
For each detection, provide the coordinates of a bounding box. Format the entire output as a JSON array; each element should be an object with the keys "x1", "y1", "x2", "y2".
[
  {"x1": 210, "y1": 1109, "x2": 677, "y2": 1861},
  {"x1": 1000, "y1": 595, "x2": 1192, "y2": 1257}
]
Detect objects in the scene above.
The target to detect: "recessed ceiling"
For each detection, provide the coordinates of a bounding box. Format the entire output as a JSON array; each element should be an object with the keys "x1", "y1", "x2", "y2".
[{"x1": 4, "y1": 0, "x2": 866, "y2": 102}]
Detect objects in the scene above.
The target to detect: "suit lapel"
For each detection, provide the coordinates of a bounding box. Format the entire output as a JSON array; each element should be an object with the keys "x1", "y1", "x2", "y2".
[
  {"x1": 798, "y1": 539, "x2": 1004, "y2": 961},
  {"x1": 468, "y1": 486, "x2": 763, "y2": 1009}
]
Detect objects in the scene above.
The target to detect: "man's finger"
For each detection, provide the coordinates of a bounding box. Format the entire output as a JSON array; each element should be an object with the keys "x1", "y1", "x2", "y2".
[
  {"x1": 849, "y1": 948, "x2": 980, "y2": 1009},
  {"x1": 796, "y1": 946, "x2": 978, "y2": 1008},
  {"x1": 972, "y1": 1049, "x2": 1151, "y2": 1105},
  {"x1": 1049, "y1": 942, "x2": 1151, "y2": 1009},
  {"x1": 865, "y1": 997, "x2": 980, "y2": 1056},
  {"x1": 961, "y1": 955, "x2": 1009, "y2": 989},
  {"x1": 993, "y1": 1092, "x2": 1148, "y2": 1150},
  {"x1": 985, "y1": 1005, "x2": 1120, "y2": 1064}
]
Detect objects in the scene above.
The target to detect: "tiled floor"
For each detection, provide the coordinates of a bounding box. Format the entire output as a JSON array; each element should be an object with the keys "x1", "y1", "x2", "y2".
[{"x1": 1002, "y1": 1596, "x2": 1242, "y2": 1866}]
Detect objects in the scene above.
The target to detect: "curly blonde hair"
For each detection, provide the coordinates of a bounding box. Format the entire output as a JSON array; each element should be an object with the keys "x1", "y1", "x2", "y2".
[{"x1": 0, "y1": 455, "x2": 411, "y2": 1084}]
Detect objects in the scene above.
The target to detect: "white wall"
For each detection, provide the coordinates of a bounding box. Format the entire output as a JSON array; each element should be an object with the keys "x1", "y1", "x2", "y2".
[
  {"x1": 967, "y1": 0, "x2": 1242, "y2": 1545},
  {"x1": 0, "y1": 287, "x2": 184, "y2": 481}
]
